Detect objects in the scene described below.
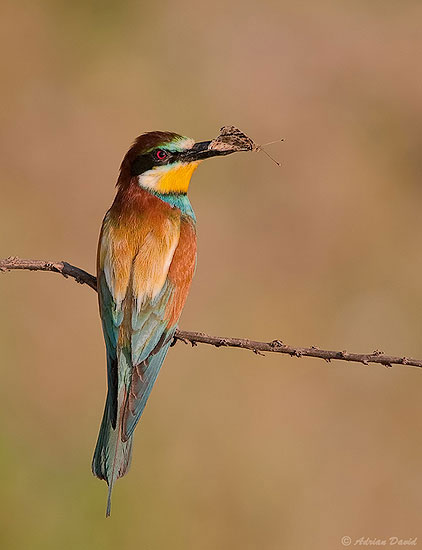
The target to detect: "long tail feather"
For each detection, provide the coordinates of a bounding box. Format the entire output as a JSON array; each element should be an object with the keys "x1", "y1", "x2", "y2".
[{"x1": 92, "y1": 389, "x2": 133, "y2": 517}]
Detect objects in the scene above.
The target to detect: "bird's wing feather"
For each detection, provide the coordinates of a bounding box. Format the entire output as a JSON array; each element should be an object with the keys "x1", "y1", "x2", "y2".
[
  {"x1": 98, "y1": 209, "x2": 181, "y2": 439},
  {"x1": 123, "y1": 280, "x2": 176, "y2": 439},
  {"x1": 121, "y1": 214, "x2": 197, "y2": 438},
  {"x1": 98, "y1": 271, "x2": 121, "y2": 428}
]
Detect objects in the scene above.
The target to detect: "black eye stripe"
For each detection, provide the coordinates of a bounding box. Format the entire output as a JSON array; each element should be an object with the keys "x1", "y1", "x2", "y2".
[
  {"x1": 151, "y1": 150, "x2": 182, "y2": 162},
  {"x1": 131, "y1": 154, "x2": 153, "y2": 176},
  {"x1": 131, "y1": 150, "x2": 185, "y2": 176}
]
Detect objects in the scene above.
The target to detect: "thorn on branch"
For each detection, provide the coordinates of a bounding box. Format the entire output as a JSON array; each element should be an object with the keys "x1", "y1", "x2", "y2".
[
  {"x1": 215, "y1": 339, "x2": 229, "y2": 348},
  {"x1": 270, "y1": 339, "x2": 283, "y2": 348}
]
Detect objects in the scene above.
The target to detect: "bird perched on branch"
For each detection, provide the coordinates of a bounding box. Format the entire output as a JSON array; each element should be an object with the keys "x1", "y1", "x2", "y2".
[{"x1": 92, "y1": 130, "x2": 241, "y2": 516}]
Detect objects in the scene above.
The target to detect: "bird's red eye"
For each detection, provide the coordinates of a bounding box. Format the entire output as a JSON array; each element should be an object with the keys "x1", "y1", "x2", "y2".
[{"x1": 155, "y1": 149, "x2": 168, "y2": 161}]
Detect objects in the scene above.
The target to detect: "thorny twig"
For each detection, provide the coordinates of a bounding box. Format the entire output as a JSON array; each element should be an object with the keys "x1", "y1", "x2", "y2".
[{"x1": 1, "y1": 256, "x2": 422, "y2": 369}]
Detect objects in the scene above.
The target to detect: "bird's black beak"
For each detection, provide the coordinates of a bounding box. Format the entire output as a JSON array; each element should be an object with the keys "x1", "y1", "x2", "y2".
[{"x1": 181, "y1": 141, "x2": 234, "y2": 162}]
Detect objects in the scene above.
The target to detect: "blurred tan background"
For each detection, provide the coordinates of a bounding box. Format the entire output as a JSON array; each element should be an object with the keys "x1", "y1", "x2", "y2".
[{"x1": 1, "y1": 1, "x2": 422, "y2": 549}]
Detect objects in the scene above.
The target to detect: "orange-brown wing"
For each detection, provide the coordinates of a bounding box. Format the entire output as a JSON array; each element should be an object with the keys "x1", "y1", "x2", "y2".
[{"x1": 123, "y1": 215, "x2": 197, "y2": 439}]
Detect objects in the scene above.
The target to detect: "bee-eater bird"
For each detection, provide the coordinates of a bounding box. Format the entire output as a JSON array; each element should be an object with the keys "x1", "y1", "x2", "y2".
[{"x1": 92, "y1": 131, "x2": 234, "y2": 516}]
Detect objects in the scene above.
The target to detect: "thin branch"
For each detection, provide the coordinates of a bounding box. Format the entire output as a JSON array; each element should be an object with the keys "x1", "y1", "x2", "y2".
[
  {"x1": 0, "y1": 256, "x2": 97, "y2": 290},
  {"x1": 1, "y1": 256, "x2": 421, "y2": 370}
]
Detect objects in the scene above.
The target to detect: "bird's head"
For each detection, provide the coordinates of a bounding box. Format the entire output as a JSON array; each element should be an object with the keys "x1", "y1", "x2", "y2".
[{"x1": 118, "y1": 131, "x2": 232, "y2": 194}]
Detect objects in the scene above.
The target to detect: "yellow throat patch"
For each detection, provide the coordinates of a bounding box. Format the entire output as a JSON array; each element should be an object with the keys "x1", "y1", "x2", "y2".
[{"x1": 138, "y1": 162, "x2": 200, "y2": 194}]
